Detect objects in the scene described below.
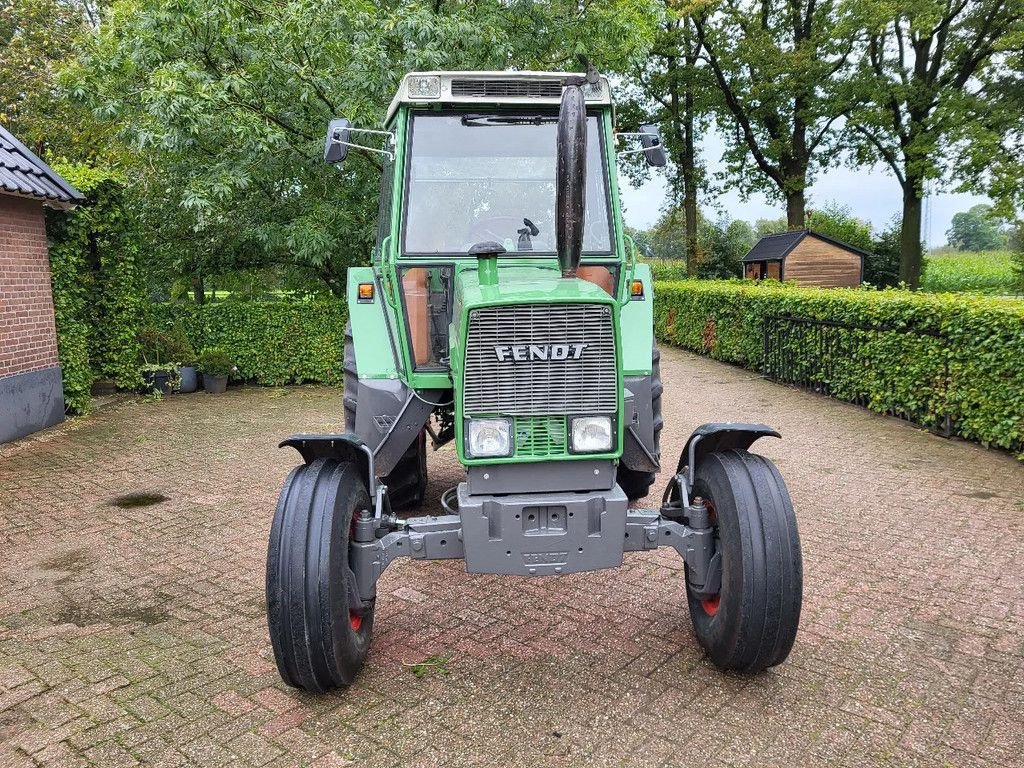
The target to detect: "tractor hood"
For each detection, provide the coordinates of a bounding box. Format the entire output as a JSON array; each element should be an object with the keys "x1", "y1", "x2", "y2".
[{"x1": 454, "y1": 265, "x2": 615, "y2": 310}]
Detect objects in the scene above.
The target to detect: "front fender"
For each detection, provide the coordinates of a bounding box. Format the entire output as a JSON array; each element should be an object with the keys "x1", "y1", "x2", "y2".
[
  {"x1": 279, "y1": 433, "x2": 376, "y2": 495},
  {"x1": 678, "y1": 423, "x2": 781, "y2": 486}
]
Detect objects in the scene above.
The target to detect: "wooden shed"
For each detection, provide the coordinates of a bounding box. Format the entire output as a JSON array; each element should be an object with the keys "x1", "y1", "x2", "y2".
[{"x1": 742, "y1": 229, "x2": 867, "y2": 288}]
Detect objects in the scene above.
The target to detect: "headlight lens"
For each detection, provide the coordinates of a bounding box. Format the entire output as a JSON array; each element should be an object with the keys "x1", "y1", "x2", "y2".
[
  {"x1": 407, "y1": 75, "x2": 441, "y2": 98},
  {"x1": 571, "y1": 416, "x2": 613, "y2": 453},
  {"x1": 466, "y1": 418, "x2": 512, "y2": 458}
]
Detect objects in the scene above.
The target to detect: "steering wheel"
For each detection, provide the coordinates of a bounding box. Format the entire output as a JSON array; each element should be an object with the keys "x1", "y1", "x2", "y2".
[{"x1": 467, "y1": 216, "x2": 524, "y2": 246}]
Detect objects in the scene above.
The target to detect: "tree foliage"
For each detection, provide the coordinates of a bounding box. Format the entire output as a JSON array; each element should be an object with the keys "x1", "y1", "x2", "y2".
[
  {"x1": 844, "y1": 0, "x2": 1024, "y2": 288},
  {"x1": 692, "y1": 0, "x2": 854, "y2": 227},
  {"x1": 946, "y1": 204, "x2": 1009, "y2": 251},
  {"x1": 65, "y1": 0, "x2": 658, "y2": 295}
]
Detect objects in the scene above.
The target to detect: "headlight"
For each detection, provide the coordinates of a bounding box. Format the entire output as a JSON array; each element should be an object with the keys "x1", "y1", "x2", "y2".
[
  {"x1": 466, "y1": 418, "x2": 512, "y2": 458},
  {"x1": 407, "y1": 75, "x2": 441, "y2": 99},
  {"x1": 570, "y1": 416, "x2": 613, "y2": 453}
]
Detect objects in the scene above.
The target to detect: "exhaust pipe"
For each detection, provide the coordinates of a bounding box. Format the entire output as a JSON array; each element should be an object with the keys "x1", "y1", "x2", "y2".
[{"x1": 556, "y1": 82, "x2": 587, "y2": 278}]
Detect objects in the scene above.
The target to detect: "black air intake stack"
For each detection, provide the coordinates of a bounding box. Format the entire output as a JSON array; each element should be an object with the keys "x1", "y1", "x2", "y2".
[{"x1": 555, "y1": 78, "x2": 587, "y2": 278}]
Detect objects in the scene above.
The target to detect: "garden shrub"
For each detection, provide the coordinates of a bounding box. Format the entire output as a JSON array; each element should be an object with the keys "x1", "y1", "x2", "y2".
[
  {"x1": 146, "y1": 300, "x2": 348, "y2": 386},
  {"x1": 46, "y1": 163, "x2": 144, "y2": 413},
  {"x1": 653, "y1": 280, "x2": 1024, "y2": 454}
]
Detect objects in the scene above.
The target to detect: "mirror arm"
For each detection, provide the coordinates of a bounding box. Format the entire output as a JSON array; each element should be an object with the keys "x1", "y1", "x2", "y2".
[
  {"x1": 328, "y1": 139, "x2": 394, "y2": 161},
  {"x1": 328, "y1": 127, "x2": 396, "y2": 160},
  {"x1": 616, "y1": 146, "x2": 658, "y2": 158}
]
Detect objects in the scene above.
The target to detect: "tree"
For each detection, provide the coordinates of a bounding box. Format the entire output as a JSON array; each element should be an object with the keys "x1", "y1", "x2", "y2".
[
  {"x1": 806, "y1": 202, "x2": 874, "y2": 252},
  {"x1": 845, "y1": 0, "x2": 1024, "y2": 288},
  {"x1": 946, "y1": 204, "x2": 1009, "y2": 251},
  {"x1": 866, "y1": 216, "x2": 903, "y2": 287},
  {"x1": 620, "y1": 2, "x2": 711, "y2": 272},
  {"x1": 693, "y1": 0, "x2": 854, "y2": 228},
  {"x1": 1009, "y1": 221, "x2": 1024, "y2": 293},
  {"x1": 67, "y1": 0, "x2": 658, "y2": 297},
  {"x1": 0, "y1": 0, "x2": 105, "y2": 152},
  {"x1": 695, "y1": 215, "x2": 756, "y2": 277}
]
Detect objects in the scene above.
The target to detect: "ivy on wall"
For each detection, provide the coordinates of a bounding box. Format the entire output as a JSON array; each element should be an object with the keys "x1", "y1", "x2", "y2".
[
  {"x1": 146, "y1": 300, "x2": 348, "y2": 387},
  {"x1": 653, "y1": 280, "x2": 1024, "y2": 455},
  {"x1": 46, "y1": 163, "x2": 143, "y2": 413}
]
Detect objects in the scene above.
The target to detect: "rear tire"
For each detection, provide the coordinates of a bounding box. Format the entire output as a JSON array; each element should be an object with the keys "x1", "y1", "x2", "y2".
[
  {"x1": 343, "y1": 322, "x2": 358, "y2": 431},
  {"x1": 685, "y1": 449, "x2": 802, "y2": 673},
  {"x1": 266, "y1": 459, "x2": 374, "y2": 692},
  {"x1": 383, "y1": 429, "x2": 428, "y2": 511},
  {"x1": 617, "y1": 344, "x2": 663, "y2": 500}
]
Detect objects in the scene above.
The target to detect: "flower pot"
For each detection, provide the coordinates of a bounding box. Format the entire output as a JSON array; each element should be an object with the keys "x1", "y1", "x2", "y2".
[
  {"x1": 178, "y1": 366, "x2": 198, "y2": 393},
  {"x1": 91, "y1": 378, "x2": 117, "y2": 396},
  {"x1": 142, "y1": 370, "x2": 173, "y2": 395},
  {"x1": 202, "y1": 374, "x2": 229, "y2": 394}
]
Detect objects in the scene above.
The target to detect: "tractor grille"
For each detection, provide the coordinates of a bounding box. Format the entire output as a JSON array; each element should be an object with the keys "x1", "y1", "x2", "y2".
[
  {"x1": 514, "y1": 416, "x2": 566, "y2": 457},
  {"x1": 462, "y1": 303, "x2": 617, "y2": 416},
  {"x1": 451, "y1": 79, "x2": 563, "y2": 99}
]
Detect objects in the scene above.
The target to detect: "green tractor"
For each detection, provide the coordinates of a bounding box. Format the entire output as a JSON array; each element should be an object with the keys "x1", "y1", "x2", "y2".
[{"x1": 266, "y1": 68, "x2": 802, "y2": 692}]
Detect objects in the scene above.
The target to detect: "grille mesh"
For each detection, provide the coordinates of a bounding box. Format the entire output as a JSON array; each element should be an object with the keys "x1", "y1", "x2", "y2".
[
  {"x1": 463, "y1": 304, "x2": 616, "y2": 416},
  {"x1": 514, "y1": 416, "x2": 566, "y2": 457},
  {"x1": 451, "y1": 79, "x2": 563, "y2": 98}
]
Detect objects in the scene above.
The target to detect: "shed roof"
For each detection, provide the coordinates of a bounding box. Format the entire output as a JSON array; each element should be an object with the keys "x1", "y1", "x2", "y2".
[
  {"x1": 0, "y1": 124, "x2": 83, "y2": 208},
  {"x1": 742, "y1": 229, "x2": 871, "y2": 263}
]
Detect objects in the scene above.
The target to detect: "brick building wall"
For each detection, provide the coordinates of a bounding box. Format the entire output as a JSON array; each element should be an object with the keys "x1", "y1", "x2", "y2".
[
  {"x1": 0, "y1": 194, "x2": 65, "y2": 442},
  {"x1": 0, "y1": 196, "x2": 60, "y2": 378}
]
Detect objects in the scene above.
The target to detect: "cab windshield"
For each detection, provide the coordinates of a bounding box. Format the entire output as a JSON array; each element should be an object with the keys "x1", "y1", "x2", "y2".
[{"x1": 402, "y1": 112, "x2": 613, "y2": 256}]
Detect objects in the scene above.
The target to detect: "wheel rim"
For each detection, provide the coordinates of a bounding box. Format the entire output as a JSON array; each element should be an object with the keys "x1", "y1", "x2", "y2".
[
  {"x1": 348, "y1": 511, "x2": 363, "y2": 633},
  {"x1": 701, "y1": 594, "x2": 721, "y2": 616},
  {"x1": 699, "y1": 498, "x2": 721, "y2": 617}
]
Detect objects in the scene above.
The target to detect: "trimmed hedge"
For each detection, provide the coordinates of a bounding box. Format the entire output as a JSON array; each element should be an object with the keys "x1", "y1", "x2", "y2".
[
  {"x1": 653, "y1": 280, "x2": 1024, "y2": 455},
  {"x1": 146, "y1": 300, "x2": 348, "y2": 387}
]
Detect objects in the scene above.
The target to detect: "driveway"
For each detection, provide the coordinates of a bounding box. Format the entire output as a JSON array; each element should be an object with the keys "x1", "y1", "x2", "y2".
[{"x1": 1, "y1": 347, "x2": 1022, "y2": 767}]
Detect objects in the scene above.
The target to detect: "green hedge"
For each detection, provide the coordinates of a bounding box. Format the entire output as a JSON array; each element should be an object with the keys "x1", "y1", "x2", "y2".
[
  {"x1": 146, "y1": 300, "x2": 348, "y2": 387},
  {"x1": 653, "y1": 280, "x2": 1024, "y2": 455}
]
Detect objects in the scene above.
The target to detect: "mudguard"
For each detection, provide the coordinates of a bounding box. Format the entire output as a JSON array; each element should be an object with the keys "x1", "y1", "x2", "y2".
[
  {"x1": 678, "y1": 423, "x2": 781, "y2": 486},
  {"x1": 279, "y1": 433, "x2": 376, "y2": 495}
]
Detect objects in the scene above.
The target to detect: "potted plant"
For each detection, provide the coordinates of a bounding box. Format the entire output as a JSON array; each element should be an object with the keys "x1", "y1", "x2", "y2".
[
  {"x1": 167, "y1": 322, "x2": 198, "y2": 393},
  {"x1": 198, "y1": 348, "x2": 234, "y2": 394},
  {"x1": 137, "y1": 327, "x2": 177, "y2": 395}
]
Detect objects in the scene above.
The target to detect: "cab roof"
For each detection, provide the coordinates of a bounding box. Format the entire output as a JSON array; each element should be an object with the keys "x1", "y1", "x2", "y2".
[{"x1": 385, "y1": 71, "x2": 613, "y2": 127}]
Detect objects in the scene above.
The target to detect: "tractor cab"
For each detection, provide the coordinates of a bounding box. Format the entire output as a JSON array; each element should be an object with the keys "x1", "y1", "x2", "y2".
[{"x1": 333, "y1": 70, "x2": 666, "y2": 490}]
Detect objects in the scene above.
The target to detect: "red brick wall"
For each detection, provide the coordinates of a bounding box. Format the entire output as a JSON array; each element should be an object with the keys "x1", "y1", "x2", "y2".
[{"x1": 0, "y1": 195, "x2": 60, "y2": 379}]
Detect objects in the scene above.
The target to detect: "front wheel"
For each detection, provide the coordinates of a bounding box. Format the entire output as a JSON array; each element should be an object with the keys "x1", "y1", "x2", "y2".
[
  {"x1": 266, "y1": 458, "x2": 375, "y2": 692},
  {"x1": 685, "y1": 449, "x2": 802, "y2": 673}
]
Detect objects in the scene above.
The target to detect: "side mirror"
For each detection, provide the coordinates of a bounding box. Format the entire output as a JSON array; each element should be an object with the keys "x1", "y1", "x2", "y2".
[
  {"x1": 639, "y1": 124, "x2": 667, "y2": 167},
  {"x1": 324, "y1": 118, "x2": 352, "y2": 164}
]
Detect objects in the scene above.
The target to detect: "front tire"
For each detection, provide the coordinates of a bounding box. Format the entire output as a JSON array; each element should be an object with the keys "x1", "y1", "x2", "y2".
[
  {"x1": 266, "y1": 459, "x2": 375, "y2": 692},
  {"x1": 685, "y1": 449, "x2": 802, "y2": 673}
]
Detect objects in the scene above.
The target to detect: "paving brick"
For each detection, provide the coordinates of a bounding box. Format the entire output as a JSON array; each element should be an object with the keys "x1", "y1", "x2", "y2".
[{"x1": 1, "y1": 351, "x2": 1022, "y2": 766}]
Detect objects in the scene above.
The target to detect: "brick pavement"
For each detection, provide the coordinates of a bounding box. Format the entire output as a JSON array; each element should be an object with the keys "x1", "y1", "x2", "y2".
[{"x1": 1, "y1": 348, "x2": 1022, "y2": 767}]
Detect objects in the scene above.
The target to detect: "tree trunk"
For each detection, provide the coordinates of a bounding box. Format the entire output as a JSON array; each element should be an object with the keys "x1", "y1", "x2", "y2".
[
  {"x1": 785, "y1": 190, "x2": 805, "y2": 229},
  {"x1": 683, "y1": 18, "x2": 699, "y2": 276},
  {"x1": 192, "y1": 272, "x2": 205, "y2": 305},
  {"x1": 899, "y1": 180, "x2": 924, "y2": 289}
]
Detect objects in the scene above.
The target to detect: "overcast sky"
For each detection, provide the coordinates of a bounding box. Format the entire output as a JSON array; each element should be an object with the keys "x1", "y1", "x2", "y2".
[{"x1": 616, "y1": 128, "x2": 989, "y2": 249}]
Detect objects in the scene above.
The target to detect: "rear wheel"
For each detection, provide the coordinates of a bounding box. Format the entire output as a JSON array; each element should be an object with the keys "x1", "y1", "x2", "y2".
[
  {"x1": 266, "y1": 458, "x2": 374, "y2": 692},
  {"x1": 383, "y1": 429, "x2": 428, "y2": 511},
  {"x1": 684, "y1": 449, "x2": 802, "y2": 673},
  {"x1": 617, "y1": 344, "x2": 663, "y2": 500}
]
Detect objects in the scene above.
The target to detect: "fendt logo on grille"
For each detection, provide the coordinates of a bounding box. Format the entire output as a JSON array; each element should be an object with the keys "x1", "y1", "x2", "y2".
[{"x1": 494, "y1": 343, "x2": 588, "y2": 362}]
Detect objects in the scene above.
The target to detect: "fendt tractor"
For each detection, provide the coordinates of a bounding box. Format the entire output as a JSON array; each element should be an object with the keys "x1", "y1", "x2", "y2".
[{"x1": 266, "y1": 67, "x2": 803, "y2": 692}]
